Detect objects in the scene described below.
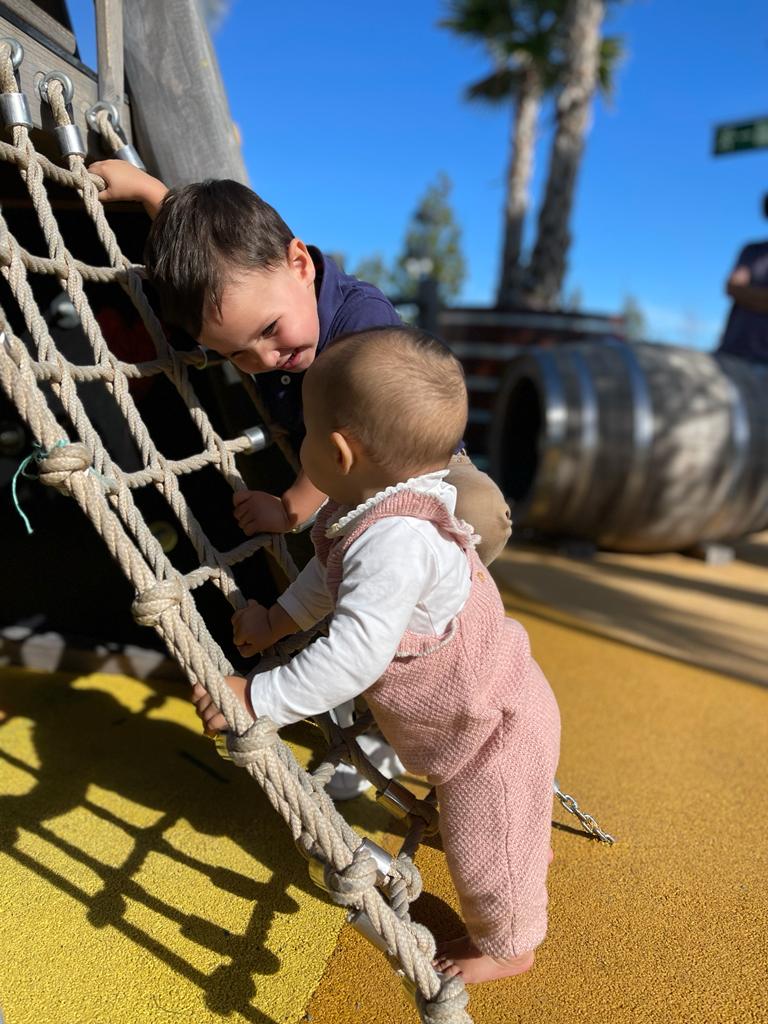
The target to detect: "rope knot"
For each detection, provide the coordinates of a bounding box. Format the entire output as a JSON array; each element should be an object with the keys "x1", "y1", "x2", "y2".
[
  {"x1": 394, "y1": 853, "x2": 423, "y2": 902},
  {"x1": 416, "y1": 976, "x2": 470, "y2": 1023},
  {"x1": 131, "y1": 578, "x2": 185, "y2": 626},
  {"x1": 226, "y1": 717, "x2": 279, "y2": 767},
  {"x1": 323, "y1": 846, "x2": 378, "y2": 905},
  {"x1": 37, "y1": 441, "x2": 91, "y2": 492}
]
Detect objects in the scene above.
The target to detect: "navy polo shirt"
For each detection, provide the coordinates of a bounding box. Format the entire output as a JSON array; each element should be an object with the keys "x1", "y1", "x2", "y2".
[{"x1": 255, "y1": 247, "x2": 401, "y2": 449}]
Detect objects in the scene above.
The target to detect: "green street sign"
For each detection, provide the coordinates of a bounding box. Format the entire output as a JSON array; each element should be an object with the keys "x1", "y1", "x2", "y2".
[{"x1": 713, "y1": 117, "x2": 768, "y2": 155}]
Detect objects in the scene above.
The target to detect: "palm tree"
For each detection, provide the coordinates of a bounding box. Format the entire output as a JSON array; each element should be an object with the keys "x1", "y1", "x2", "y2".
[
  {"x1": 441, "y1": 1, "x2": 562, "y2": 307},
  {"x1": 524, "y1": 0, "x2": 622, "y2": 307}
]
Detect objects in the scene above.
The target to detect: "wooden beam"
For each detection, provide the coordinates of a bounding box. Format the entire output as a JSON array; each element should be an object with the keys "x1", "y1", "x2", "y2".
[
  {"x1": 123, "y1": 0, "x2": 248, "y2": 186},
  {"x1": 95, "y1": 0, "x2": 124, "y2": 108},
  {"x1": 0, "y1": 0, "x2": 76, "y2": 55}
]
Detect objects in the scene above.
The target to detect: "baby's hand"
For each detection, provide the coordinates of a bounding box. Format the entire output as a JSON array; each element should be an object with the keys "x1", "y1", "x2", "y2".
[
  {"x1": 232, "y1": 599, "x2": 274, "y2": 657},
  {"x1": 89, "y1": 160, "x2": 168, "y2": 213},
  {"x1": 233, "y1": 489, "x2": 289, "y2": 535},
  {"x1": 191, "y1": 676, "x2": 253, "y2": 735}
]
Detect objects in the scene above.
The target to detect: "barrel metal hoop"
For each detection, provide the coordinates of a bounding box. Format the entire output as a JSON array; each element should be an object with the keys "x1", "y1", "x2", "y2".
[
  {"x1": 599, "y1": 341, "x2": 654, "y2": 546},
  {"x1": 527, "y1": 348, "x2": 568, "y2": 522},
  {"x1": 557, "y1": 345, "x2": 600, "y2": 525}
]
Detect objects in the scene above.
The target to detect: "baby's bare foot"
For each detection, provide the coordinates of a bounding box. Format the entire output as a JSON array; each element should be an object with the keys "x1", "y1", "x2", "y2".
[{"x1": 433, "y1": 935, "x2": 535, "y2": 983}]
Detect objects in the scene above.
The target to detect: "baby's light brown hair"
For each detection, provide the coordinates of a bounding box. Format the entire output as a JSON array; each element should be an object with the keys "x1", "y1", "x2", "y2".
[{"x1": 307, "y1": 326, "x2": 468, "y2": 477}]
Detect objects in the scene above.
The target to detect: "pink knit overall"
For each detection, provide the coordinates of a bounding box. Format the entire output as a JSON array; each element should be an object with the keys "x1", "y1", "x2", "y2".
[{"x1": 312, "y1": 489, "x2": 561, "y2": 958}]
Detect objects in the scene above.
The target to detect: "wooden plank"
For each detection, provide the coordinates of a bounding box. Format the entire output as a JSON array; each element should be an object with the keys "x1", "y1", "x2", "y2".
[
  {"x1": 123, "y1": 0, "x2": 248, "y2": 185},
  {"x1": 95, "y1": 0, "x2": 124, "y2": 107},
  {"x1": 0, "y1": 14, "x2": 133, "y2": 159},
  {"x1": 0, "y1": 0, "x2": 76, "y2": 55}
]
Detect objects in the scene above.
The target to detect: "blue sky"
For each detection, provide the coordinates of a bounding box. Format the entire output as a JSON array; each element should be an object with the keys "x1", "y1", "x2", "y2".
[{"x1": 68, "y1": 0, "x2": 768, "y2": 350}]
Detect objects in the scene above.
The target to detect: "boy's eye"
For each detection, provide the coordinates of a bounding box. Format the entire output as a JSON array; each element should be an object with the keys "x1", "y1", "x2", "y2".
[{"x1": 262, "y1": 320, "x2": 278, "y2": 339}]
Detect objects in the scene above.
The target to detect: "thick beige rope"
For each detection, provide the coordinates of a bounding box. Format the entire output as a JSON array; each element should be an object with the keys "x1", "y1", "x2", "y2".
[{"x1": 0, "y1": 44, "x2": 470, "y2": 1023}]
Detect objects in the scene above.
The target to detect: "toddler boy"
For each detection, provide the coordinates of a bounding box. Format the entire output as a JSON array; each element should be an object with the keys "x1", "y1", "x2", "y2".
[{"x1": 91, "y1": 160, "x2": 511, "y2": 561}]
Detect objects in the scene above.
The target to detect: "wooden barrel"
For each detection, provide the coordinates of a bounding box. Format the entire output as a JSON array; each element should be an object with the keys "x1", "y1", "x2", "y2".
[
  {"x1": 488, "y1": 340, "x2": 768, "y2": 552},
  {"x1": 441, "y1": 305, "x2": 621, "y2": 459}
]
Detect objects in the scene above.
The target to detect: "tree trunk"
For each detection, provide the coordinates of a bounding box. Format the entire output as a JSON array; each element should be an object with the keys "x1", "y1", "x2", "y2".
[
  {"x1": 496, "y1": 67, "x2": 541, "y2": 308},
  {"x1": 524, "y1": 0, "x2": 604, "y2": 308}
]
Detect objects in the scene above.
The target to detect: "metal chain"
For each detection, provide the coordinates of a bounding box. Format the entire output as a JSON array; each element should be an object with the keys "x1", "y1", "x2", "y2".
[{"x1": 554, "y1": 779, "x2": 616, "y2": 844}]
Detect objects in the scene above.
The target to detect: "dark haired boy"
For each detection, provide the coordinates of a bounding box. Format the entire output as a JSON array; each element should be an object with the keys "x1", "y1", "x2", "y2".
[
  {"x1": 92, "y1": 161, "x2": 511, "y2": 565},
  {"x1": 93, "y1": 160, "x2": 400, "y2": 537}
]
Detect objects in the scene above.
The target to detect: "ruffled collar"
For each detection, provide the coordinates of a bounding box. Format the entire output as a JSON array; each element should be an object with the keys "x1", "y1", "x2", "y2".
[{"x1": 325, "y1": 469, "x2": 455, "y2": 538}]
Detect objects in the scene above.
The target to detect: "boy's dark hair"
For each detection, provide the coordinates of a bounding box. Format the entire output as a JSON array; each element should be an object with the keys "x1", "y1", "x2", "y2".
[{"x1": 144, "y1": 180, "x2": 294, "y2": 337}]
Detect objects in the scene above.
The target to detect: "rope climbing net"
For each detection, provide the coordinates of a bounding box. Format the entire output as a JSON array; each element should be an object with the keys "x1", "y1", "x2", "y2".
[{"x1": 0, "y1": 39, "x2": 475, "y2": 1024}]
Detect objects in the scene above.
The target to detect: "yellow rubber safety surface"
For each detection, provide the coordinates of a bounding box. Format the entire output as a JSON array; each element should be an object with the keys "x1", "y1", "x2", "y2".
[{"x1": 2, "y1": 604, "x2": 767, "y2": 1024}]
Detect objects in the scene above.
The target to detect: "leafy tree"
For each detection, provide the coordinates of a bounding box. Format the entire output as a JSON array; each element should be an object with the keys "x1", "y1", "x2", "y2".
[
  {"x1": 352, "y1": 175, "x2": 466, "y2": 307},
  {"x1": 393, "y1": 173, "x2": 466, "y2": 302},
  {"x1": 350, "y1": 253, "x2": 395, "y2": 294}
]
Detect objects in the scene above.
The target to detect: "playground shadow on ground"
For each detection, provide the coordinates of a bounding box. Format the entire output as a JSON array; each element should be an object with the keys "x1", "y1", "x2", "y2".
[
  {"x1": 0, "y1": 670, "x2": 420, "y2": 1023},
  {"x1": 492, "y1": 538, "x2": 768, "y2": 688}
]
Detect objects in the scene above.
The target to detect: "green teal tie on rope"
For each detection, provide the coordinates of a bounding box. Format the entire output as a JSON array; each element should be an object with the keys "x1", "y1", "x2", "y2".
[{"x1": 11, "y1": 439, "x2": 69, "y2": 535}]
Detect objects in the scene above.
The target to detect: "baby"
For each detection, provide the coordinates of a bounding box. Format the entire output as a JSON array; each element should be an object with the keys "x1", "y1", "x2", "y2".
[{"x1": 192, "y1": 325, "x2": 560, "y2": 983}]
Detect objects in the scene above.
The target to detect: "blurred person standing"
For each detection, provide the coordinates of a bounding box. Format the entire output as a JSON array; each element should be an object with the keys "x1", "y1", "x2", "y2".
[{"x1": 718, "y1": 205, "x2": 768, "y2": 362}]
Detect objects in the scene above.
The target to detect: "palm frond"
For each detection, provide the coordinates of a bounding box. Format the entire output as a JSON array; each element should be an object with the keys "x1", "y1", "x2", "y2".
[
  {"x1": 465, "y1": 66, "x2": 527, "y2": 104},
  {"x1": 597, "y1": 34, "x2": 624, "y2": 97}
]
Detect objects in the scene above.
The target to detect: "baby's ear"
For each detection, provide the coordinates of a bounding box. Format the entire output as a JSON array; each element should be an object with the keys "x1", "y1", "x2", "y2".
[{"x1": 330, "y1": 430, "x2": 355, "y2": 474}]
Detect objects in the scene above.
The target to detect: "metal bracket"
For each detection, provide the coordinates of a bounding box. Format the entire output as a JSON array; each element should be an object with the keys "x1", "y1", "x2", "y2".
[
  {"x1": 0, "y1": 37, "x2": 24, "y2": 69},
  {"x1": 86, "y1": 98, "x2": 120, "y2": 132},
  {"x1": 38, "y1": 70, "x2": 74, "y2": 106}
]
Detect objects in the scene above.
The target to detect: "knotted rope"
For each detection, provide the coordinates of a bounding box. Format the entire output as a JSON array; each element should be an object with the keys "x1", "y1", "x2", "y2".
[{"x1": 0, "y1": 42, "x2": 471, "y2": 1023}]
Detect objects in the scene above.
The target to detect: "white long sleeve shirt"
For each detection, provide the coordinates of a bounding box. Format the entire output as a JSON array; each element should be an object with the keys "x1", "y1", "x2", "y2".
[{"x1": 247, "y1": 471, "x2": 472, "y2": 727}]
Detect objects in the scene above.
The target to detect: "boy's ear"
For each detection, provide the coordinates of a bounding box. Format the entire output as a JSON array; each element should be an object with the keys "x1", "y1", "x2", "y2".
[
  {"x1": 287, "y1": 238, "x2": 316, "y2": 286},
  {"x1": 330, "y1": 430, "x2": 358, "y2": 475}
]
